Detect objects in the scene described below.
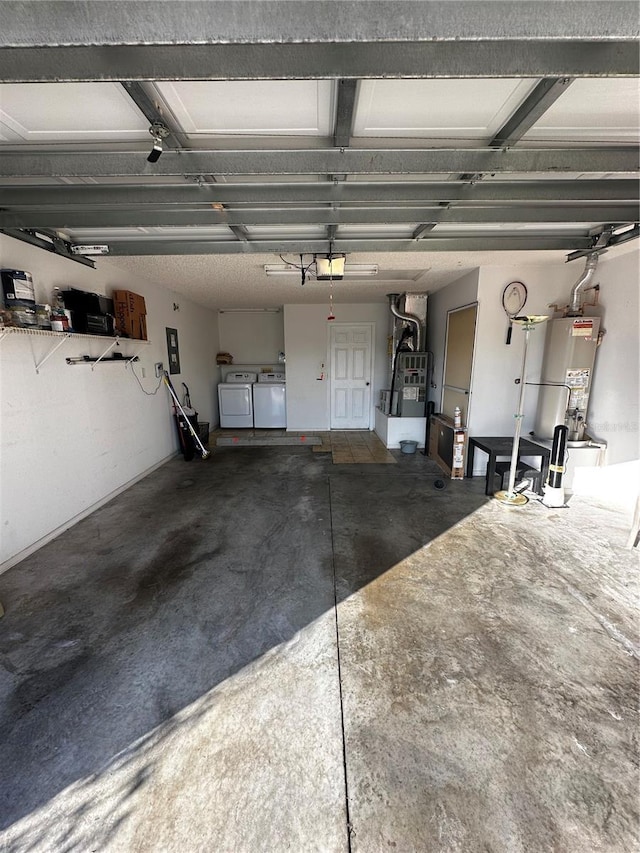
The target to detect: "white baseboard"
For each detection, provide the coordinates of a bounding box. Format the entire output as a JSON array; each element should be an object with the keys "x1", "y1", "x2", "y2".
[{"x1": 0, "y1": 452, "x2": 176, "y2": 576}]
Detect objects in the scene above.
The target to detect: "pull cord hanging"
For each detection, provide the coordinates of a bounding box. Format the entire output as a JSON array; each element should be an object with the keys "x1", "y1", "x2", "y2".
[{"x1": 327, "y1": 239, "x2": 335, "y2": 320}]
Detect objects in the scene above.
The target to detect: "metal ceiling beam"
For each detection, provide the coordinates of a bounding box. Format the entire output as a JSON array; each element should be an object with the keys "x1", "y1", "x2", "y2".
[
  {"x1": 1, "y1": 2, "x2": 637, "y2": 80},
  {"x1": 2, "y1": 42, "x2": 636, "y2": 82},
  {"x1": 2, "y1": 180, "x2": 636, "y2": 206},
  {"x1": 1, "y1": 148, "x2": 636, "y2": 178},
  {"x1": 457, "y1": 77, "x2": 578, "y2": 180},
  {"x1": 0, "y1": 228, "x2": 96, "y2": 267},
  {"x1": 84, "y1": 236, "x2": 595, "y2": 256},
  {"x1": 566, "y1": 224, "x2": 640, "y2": 260},
  {"x1": 607, "y1": 224, "x2": 640, "y2": 247},
  {"x1": 229, "y1": 225, "x2": 249, "y2": 242},
  {"x1": 2, "y1": 206, "x2": 636, "y2": 230},
  {"x1": 334, "y1": 80, "x2": 358, "y2": 148},
  {"x1": 119, "y1": 82, "x2": 186, "y2": 149},
  {"x1": 490, "y1": 77, "x2": 575, "y2": 148},
  {"x1": 412, "y1": 224, "x2": 438, "y2": 240},
  {"x1": 4, "y1": 2, "x2": 636, "y2": 44}
]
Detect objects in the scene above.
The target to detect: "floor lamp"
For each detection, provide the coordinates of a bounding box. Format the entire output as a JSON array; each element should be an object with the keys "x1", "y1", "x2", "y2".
[{"x1": 495, "y1": 315, "x2": 549, "y2": 507}]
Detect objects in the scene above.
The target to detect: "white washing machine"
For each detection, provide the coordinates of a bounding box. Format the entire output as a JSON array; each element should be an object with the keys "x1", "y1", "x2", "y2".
[
  {"x1": 253, "y1": 372, "x2": 286, "y2": 428},
  {"x1": 218, "y1": 372, "x2": 257, "y2": 428}
]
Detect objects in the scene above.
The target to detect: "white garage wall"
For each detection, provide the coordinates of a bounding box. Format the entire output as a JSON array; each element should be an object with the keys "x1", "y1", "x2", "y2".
[
  {"x1": 426, "y1": 268, "x2": 479, "y2": 413},
  {"x1": 284, "y1": 303, "x2": 390, "y2": 431},
  {"x1": 583, "y1": 247, "x2": 639, "y2": 462},
  {"x1": 432, "y1": 245, "x2": 639, "y2": 510},
  {"x1": 474, "y1": 247, "x2": 639, "y2": 445},
  {"x1": 0, "y1": 237, "x2": 220, "y2": 570},
  {"x1": 472, "y1": 262, "x2": 576, "y2": 436},
  {"x1": 218, "y1": 310, "x2": 284, "y2": 364},
  {"x1": 569, "y1": 246, "x2": 639, "y2": 508}
]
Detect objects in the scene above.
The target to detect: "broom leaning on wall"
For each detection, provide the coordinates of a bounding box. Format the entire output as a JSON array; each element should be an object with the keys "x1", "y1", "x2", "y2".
[{"x1": 162, "y1": 372, "x2": 210, "y2": 461}]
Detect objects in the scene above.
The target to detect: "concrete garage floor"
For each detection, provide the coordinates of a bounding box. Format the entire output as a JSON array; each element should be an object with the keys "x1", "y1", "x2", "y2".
[{"x1": 0, "y1": 447, "x2": 638, "y2": 852}]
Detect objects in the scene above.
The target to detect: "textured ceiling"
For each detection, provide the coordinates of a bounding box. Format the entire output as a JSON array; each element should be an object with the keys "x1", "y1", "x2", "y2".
[{"x1": 102, "y1": 249, "x2": 568, "y2": 310}]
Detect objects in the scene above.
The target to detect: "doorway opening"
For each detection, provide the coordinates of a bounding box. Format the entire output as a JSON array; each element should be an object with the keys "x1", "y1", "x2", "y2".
[{"x1": 441, "y1": 303, "x2": 478, "y2": 427}]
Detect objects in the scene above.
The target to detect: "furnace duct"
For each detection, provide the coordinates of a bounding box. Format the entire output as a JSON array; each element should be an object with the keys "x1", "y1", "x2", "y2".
[{"x1": 388, "y1": 293, "x2": 422, "y2": 351}]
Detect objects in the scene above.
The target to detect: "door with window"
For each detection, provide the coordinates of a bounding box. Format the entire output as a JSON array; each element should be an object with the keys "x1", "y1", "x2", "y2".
[{"x1": 330, "y1": 324, "x2": 373, "y2": 429}]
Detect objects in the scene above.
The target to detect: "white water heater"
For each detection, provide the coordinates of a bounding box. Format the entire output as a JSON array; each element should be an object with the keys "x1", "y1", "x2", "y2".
[{"x1": 534, "y1": 316, "x2": 600, "y2": 443}]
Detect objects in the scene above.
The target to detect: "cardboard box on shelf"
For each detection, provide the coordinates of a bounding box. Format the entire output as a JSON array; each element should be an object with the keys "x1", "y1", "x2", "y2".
[{"x1": 113, "y1": 290, "x2": 147, "y2": 340}]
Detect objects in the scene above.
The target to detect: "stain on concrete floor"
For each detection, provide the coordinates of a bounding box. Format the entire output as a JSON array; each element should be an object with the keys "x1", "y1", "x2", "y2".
[{"x1": 0, "y1": 447, "x2": 638, "y2": 852}]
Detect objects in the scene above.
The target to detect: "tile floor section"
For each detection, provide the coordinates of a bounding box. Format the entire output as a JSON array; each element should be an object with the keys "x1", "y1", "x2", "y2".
[{"x1": 211, "y1": 429, "x2": 396, "y2": 464}]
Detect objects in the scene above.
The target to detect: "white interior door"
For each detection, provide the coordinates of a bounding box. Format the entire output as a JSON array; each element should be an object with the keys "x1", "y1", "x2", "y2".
[{"x1": 330, "y1": 324, "x2": 373, "y2": 429}]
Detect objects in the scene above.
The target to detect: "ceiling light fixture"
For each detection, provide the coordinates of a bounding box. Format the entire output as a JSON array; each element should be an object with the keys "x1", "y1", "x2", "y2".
[
  {"x1": 264, "y1": 263, "x2": 378, "y2": 278},
  {"x1": 147, "y1": 121, "x2": 170, "y2": 163},
  {"x1": 315, "y1": 253, "x2": 346, "y2": 280}
]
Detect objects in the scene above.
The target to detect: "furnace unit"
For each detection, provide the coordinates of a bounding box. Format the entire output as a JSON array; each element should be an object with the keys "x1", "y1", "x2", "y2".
[
  {"x1": 385, "y1": 292, "x2": 430, "y2": 417},
  {"x1": 396, "y1": 351, "x2": 431, "y2": 417}
]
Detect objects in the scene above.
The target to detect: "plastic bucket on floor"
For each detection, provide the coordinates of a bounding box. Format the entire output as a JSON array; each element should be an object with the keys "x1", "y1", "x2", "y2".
[{"x1": 400, "y1": 440, "x2": 418, "y2": 454}]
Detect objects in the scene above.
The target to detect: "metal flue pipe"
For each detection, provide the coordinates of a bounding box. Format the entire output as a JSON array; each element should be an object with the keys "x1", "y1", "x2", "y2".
[
  {"x1": 387, "y1": 293, "x2": 422, "y2": 349},
  {"x1": 568, "y1": 252, "x2": 598, "y2": 315}
]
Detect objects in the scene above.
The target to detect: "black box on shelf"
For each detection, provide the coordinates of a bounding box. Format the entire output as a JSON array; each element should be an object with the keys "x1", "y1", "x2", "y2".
[
  {"x1": 61, "y1": 288, "x2": 115, "y2": 336},
  {"x1": 61, "y1": 288, "x2": 113, "y2": 316}
]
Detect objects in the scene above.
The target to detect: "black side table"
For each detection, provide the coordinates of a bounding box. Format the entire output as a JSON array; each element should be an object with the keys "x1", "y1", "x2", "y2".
[{"x1": 466, "y1": 436, "x2": 551, "y2": 496}]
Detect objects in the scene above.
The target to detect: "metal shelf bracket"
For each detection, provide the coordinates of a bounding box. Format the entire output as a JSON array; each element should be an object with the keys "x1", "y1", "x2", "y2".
[
  {"x1": 92, "y1": 337, "x2": 120, "y2": 369},
  {"x1": 35, "y1": 332, "x2": 72, "y2": 373},
  {"x1": 125, "y1": 346, "x2": 145, "y2": 368}
]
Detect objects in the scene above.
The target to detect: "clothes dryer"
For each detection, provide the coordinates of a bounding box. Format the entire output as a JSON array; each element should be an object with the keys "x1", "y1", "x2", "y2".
[{"x1": 218, "y1": 372, "x2": 257, "y2": 428}]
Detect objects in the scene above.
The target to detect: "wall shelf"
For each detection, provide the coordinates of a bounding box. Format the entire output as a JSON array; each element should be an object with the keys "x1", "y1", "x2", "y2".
[{"x1": 0, "y1": 326, "x2": 150, "y2": 373}]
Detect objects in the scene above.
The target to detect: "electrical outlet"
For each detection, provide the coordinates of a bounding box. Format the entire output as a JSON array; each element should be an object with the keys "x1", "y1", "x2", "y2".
[{"x1": 155, "y1": 362, "x2": 164, "y2": 378}]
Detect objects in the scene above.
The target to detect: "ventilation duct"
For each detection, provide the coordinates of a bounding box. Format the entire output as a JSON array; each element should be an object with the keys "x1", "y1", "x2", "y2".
[
  {"x1": 568, "y1": 252, "x2": 599, "y2": 316},
  {"x1": 387, "y1": 293, "x2": 422, "y2": 351}
]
